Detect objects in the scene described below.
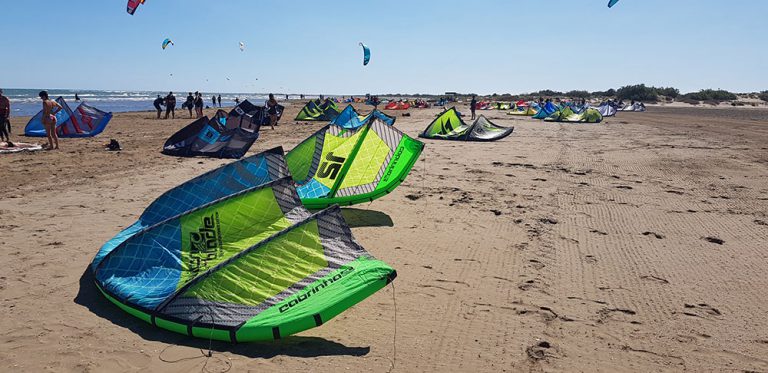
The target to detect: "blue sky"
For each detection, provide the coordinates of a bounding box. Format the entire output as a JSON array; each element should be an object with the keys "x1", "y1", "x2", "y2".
[{"x1": 1, "y1": 0, "x2": 766, "y2": 95}]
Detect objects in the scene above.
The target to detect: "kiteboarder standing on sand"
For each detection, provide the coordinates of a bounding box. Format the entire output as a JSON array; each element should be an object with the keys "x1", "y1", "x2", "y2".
[
  {"x1": 470, "y1": 95, "x2": 477, "y2": 120},
  {"x1": 153, "y1": 95, "x2": 165, "y2": 119},
  {"x1": 267, "y1": 93, "x2": 279, "y2": 129},
  {"x1": 217, "y1": 95, "x2": 222, "y2": 107},
  {"x1": 164, "y1": 92, "x2": 176, "y2": 119},
  {"x1": 0, "y1": 89, "x2": 11, "y2": 143},
  {"x1": 184, "y1": 92, "x2": 194, "y2": 118},
  {"x1": 40, "y1": 90, "x2": 62, "y2": 150}
]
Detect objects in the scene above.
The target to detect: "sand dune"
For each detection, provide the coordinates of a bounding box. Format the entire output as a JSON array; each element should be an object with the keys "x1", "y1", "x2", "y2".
[{"x1": 1, "y1": 104, "x2": 767, "y2": 372}]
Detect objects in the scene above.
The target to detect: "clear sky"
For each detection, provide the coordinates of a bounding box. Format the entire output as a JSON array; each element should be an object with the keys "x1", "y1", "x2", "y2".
[{"x1": 1, "y1": 0, "x2": 766, "y2": 95}]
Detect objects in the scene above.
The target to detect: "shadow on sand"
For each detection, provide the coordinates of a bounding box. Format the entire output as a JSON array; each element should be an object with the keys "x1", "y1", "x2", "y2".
[
  {"x1": 340, "y1": 208, "x2": 394, "y2": 228},
  {"x1": 74, "y1": 269, "x2": 371, "y2": 359}
]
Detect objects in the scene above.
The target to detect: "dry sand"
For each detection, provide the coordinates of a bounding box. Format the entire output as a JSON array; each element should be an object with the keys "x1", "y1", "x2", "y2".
[{"x1": 1, "y1": 104, "x2": 767, "y2": 372}]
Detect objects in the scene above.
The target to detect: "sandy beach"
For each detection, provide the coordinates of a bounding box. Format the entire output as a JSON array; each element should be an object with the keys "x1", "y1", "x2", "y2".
[{"x1": 1, "y1": 104, "x2": 768, "y2": 372}]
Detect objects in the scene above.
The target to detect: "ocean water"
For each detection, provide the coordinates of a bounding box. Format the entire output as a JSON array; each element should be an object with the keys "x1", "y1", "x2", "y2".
[{"x1": 2, "y1": 89, "x2": 313, "y2": 117}]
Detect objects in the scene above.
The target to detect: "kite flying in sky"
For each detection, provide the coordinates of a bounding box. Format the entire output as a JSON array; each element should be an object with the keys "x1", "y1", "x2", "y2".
[
  {"x1": 359, "y1": 42, "x2": 371, "y2": 66},
  {"x1": 608, "y1": 0, "x2": 620, "y2": 8},
  {"x1": 126, "y1": 0, "x2": 145, "y2": 15},
  {"x1": 162, "y1": 38, "x2": 174, "y2": 50}
]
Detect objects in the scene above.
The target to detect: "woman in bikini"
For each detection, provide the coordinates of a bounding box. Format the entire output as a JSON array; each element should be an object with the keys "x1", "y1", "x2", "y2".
[{"x1": 39, "y1": 91, "x2": 62, "y2": 150}]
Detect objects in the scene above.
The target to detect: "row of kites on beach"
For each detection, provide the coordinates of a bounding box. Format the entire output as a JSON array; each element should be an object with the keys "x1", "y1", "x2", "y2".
[{"x1": 16, "y1": 93, "x2": 642, "y2": 340}]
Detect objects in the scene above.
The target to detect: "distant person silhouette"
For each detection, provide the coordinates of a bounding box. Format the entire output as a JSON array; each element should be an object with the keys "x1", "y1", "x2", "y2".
[
  {"x1": 211, "y1": 95, "x2": 216, "y2": 108},
  {"x1": 470, "y1": 95, "x2": 477, "y2": 120},
  {"x1": 0, "y1": 89, "x2": 11, "y2": 143},
  {"x1": 185, "y1": 92, "x2": 194, "y2": 118},
  {"x1": 164, "y1": 92, "x2": 176, "y2": 119},
  {"x1": 267, "y1": 93, "x2": 279, "y2": 129},
  {"x1": 153, "y1": 95, "x2": 165, "y2": 119}
]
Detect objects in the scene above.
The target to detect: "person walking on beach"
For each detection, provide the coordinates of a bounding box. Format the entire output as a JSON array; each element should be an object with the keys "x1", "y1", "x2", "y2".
[
  {"x1": 164, "y1": 92, "x2": 176, "y2": 119},
  {"x1": 211, "y1": 95, "x2": 216, "y2": 108},
  {"x1": 74, "y1": 93, "x2": 80, "y2": 102},
  {"x1": 470, "y1": 95, "x2": 477, "y2": 120},
  {"x1": 184, "y1": 92, "x2": 194, "y2": 118},
  {"x1": 194, "y1": 92, "x2": 204, "y2": 118},
  {"x1": 39, "y1": 91, "x2": 62, "y2": 150},
  {"x1": 153, "y1": 95, "x2": 165, "y2": 119},
  {"x1": 217, "y1": 95, "x2": 221, "y2": 107},
  {"x1": 0, "y1": 89, "x2": 11, "y2": 143},
  {"x1": 267, "y1": 93, "x2": 279, "y2": 129},
  {"x1": 234, "y1": 97, "x2": 240, "y2": 105}
]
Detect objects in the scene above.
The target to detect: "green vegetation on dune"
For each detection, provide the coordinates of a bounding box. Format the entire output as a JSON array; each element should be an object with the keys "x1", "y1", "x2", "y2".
[{"x1": 683, "y1": 89, "x2": 737, "y2": 102}]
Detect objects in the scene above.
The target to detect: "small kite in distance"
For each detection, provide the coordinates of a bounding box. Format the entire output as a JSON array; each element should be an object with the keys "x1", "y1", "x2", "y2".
[
  {"x1": 359, "y1": 42, "x2": 370, "y2": 66},
  {"x1": 162, "y1": 38, "x2": 174, "y2": 50},
  {"x1": 608, "y1": 0, "x2": 620, "y2": 8},
  {"x1": 239, "y1": 42, "x2": 245, "y2": 52},
  {"x1": 127, "y1": 0, "x2": 145, "y2": 15}
]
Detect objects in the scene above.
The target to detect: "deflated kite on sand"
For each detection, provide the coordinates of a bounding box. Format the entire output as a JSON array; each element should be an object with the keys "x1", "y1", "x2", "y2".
[
  {"x1": 420, "y1": 107, "x2": 514, "y2": 141},
  {"x1": 91, "y1": 147, "x2": 398, "y2": 342}
]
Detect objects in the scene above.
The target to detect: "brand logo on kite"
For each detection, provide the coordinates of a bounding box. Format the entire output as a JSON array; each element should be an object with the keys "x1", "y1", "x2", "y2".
[
  {"x1": 317, "y1": 152, "x2": 346, "y2": 180},
  {"x1": 187, "y1": 213, "x2": 223, "y2": 275},
  {"x1": 380, "y1": 146, "x2": 405, "y2": 184},
  {"x1": 278, "y1": 266, "x2": 355, "y2": 313}
]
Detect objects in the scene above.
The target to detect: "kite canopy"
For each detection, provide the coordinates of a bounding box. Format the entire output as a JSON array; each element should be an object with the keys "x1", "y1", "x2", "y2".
[
  {"x1": 127, "y1": 0, "x2": 145, "y2": 15},
  {"x1": 596, "y1": 103, "x2": 618, "y2": 117},
  {"x1": 608, "y1": 0, "x2": 620, "y2": 8},
  {"x1": 330, "y1": 105, "x2": 395, "y2": 129},
  {"x1": 619, "y1": 103, "x2": 646, "y2": 112},
  {"x1": 384, "y1": 101, "x2": 410, "y2": 110},
  {"x1": 507, "y1": 106, "x2": 538, "y2": 116},
  {"x1": 295, "y1": 99, "x2": 342, "y2": 121},
  {"x1": 162, "y1": 38, "x2": 174, "y2": 50},
  {"x1": 420, "y1": 107, "x2": 514, "y2": 141},
  {"x1": 545, "y1": 107, "x2": 603, "y2": 123},
  {"x1": 162, "y1": 100, "x2": 282, "y2": 158},
  {"x1": 359, "y1": 43, "x2": 371, "y2": 66},
  {"x1": 239, "y1": 42, "x2": 245, "y2": 51},
  {"x1": 91, "y1": 147, "x2": 396, "y2": 342},
  {"x1": 285, "y1": 119, "x2": 424, "y2": 209},
  {"x1": 532, "y1": 102, "x2": 559, "y2": 119},
  {"x1": 24, "y1": 97, "x2": 113, "y2": 137}
]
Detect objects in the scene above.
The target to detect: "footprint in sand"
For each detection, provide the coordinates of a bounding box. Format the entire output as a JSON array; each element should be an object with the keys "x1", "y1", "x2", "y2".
[
  {"x1": 526, "y1": 341, "x2": 559, "y2": 361},
  {"x1": 703, "y1": 236, "x2": 725, "y2": 245},
  {"x1": 642, "y1": 231, "x2": 665, "y2": 239},
  {"x1": 682, "y1": 303, "x2": 722, "y2": 319},
  {"x1": 666, "y1": 190, "x2": 685, "y2": 195},
  {"x1": 640, "y1": 275, "x2": 669, "y2": 284}
]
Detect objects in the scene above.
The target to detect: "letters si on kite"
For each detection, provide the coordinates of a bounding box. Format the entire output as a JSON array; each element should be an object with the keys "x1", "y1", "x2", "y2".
[
  {"x1": 127, "y1": 0, "x2": 145, "y2": 15},
  {"x1": 359, "y1": 42, "x2": 370, "y2": 66},
  {"x1": 162, "y1": 38, "x2": 174, "y2": 50},
  {"x1": 91, "y1": 147, "x2": 397, "y2": 342},
  {"x1": 285, "y1": 119, "x2": 424, "y2": 209}
]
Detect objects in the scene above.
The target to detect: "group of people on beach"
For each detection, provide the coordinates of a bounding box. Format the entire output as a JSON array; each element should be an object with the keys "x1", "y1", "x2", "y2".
[{"x1": 154, "y1": 92, "x2": 224, "y2": 120}]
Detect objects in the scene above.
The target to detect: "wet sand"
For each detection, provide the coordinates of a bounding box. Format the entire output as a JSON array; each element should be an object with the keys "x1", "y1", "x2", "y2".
[{"x1": 1, "y1": 104, "x2": 767, "y2": 372}]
